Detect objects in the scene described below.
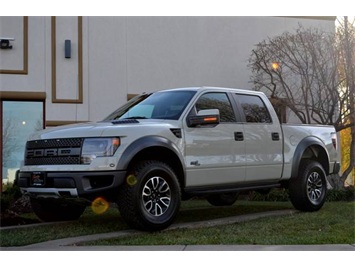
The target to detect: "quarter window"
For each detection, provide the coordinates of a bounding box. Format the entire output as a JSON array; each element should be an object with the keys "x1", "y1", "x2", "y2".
[{"x1": 237, "y1": 94, "x2": 272, "y2": 123}]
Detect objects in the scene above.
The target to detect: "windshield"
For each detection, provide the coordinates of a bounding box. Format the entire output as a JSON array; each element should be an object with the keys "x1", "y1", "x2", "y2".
[{"x1": 103, "y1": 90, "x2": 196, "y2": 121}]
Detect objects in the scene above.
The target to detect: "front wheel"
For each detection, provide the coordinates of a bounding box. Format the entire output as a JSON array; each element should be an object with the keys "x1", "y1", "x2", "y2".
[
  {"x1": 117, "y1": 160, "x2": 181, "y2": 231},
  {"x1": 289, "y1": 159, "x2": 327, "y2": 212},
  {"x1": 30, "y1": 198, "x2": 86, "y2": 222}
]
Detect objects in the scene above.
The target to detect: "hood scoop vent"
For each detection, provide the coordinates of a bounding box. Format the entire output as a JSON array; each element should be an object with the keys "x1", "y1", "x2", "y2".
[{"x1": 111, "y1": 119, "x2": 140, "y2": 125}]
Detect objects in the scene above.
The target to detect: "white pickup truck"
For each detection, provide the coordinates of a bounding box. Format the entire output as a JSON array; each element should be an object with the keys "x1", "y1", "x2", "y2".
[{"x1": 18, "y1": 87, "x2": 340, "y2": 231}]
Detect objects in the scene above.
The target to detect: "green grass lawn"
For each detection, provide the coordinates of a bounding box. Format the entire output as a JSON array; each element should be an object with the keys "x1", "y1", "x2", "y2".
[
  {"x1": 84, "y1": 201, "x2": 355, "y2": 246},
  {"x1": 1, "y1": 199, "x2": 354, "y2": 247}
]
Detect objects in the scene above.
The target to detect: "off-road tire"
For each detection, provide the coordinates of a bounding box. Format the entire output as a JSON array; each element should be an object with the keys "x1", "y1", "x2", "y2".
[
  {"x1": 30, "y1": 198, "x2": 86, "y2": 222},
  {"x1": 289, "y1": 159, "x2": 327, "y2": 212},
  {"x1": 207, "y1": 192, "x2": 239, "y2": 206},
  {"x1": 117, "y1": 160, "x2": 181, "y2": 231}
]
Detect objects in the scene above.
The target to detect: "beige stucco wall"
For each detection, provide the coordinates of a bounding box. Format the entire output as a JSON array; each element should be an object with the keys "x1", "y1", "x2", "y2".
[{"x1": 1, "y1": 16, "x2": 336, "y2": 123}]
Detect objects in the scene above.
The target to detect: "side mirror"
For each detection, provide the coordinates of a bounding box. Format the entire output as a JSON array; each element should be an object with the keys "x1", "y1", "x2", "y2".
[{"x1": 188, "y1": 109, "x2": 220, "y2": 127}]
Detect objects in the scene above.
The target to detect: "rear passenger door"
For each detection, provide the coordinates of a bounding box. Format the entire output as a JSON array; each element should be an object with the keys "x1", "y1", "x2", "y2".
[{"x1": 233, "y1": 93, "x2": 283, "y2": 182}]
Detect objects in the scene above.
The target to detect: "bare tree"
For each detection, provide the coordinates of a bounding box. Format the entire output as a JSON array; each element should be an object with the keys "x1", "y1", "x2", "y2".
[
  {"x1": 249, "y1": 19, "x2": 355, "y2": 186},
  {"x1": 2, "y1": 119, "x2": 22, "y2": 169},
  {"x1": 337, "y1": 17, "x2": 355, "y2": 184}
]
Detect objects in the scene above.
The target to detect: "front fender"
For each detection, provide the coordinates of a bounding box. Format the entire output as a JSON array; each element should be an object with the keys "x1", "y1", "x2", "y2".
[{"x1": 116, "y1": 135, "x2": 185, "y2": 171}]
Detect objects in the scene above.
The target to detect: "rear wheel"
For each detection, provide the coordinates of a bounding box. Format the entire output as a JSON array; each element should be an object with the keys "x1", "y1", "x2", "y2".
[
  {"x1": 117, "y1": 160, "x2": 181, "y2": 231},
  {"x1": 207, "y1": 192, "x2": 239, "y2": 206},
  {"x1": 289, "y1": 159, "x2": 327, "y2": 212},
  {"x1": 30, "y1": 198, "x2": 86, "y2": 222}
]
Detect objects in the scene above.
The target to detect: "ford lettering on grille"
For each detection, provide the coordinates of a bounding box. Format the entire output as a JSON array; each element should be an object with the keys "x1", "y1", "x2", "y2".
[{"x1": 25, "y1": 138, "x2": 83, "y2": 165}]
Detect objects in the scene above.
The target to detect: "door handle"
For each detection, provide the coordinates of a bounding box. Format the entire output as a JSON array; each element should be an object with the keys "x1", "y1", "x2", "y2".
[
  {"x1": 234, "y1": 132, "x2": 244, "y2": 141},
  {"x1": 272, "y1": 132, "x2": 280, "y2": 141}
]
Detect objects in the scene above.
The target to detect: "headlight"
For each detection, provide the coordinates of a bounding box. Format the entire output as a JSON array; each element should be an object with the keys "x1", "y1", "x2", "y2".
[{"x1": 81, "y1": 137, "x2": 120, "y2": 164}]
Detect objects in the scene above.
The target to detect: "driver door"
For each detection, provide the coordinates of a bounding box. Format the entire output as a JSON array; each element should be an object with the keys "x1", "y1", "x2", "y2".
[{"x1": 183, "y1": 91, "x2": 246, "y2": 188}]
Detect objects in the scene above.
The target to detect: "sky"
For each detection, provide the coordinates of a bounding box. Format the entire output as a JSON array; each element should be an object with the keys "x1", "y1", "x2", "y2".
[{"x1": 1, "y1": 0, "x2": 354, "y2": 16}]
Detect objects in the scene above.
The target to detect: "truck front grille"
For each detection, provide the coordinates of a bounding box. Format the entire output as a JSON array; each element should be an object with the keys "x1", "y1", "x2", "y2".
[{"x1": 25, "y1": 138, "x2": 83, "y2": 165}]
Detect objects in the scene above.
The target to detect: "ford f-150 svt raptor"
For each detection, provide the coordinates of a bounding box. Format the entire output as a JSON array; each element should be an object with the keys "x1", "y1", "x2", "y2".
[{"x1": 18, "y1": 87, "x2": 340, "y2": 231}]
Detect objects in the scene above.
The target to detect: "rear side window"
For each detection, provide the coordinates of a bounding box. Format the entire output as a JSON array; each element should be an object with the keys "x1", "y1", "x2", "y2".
[{"x1": 236, "y1": 94, "x2": 272, "y2": 123}]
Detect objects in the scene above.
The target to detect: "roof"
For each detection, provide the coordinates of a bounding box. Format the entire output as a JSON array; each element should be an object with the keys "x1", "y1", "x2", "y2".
[{"x1": 161, "y1": 86, "x2": 265, "y2": 96}]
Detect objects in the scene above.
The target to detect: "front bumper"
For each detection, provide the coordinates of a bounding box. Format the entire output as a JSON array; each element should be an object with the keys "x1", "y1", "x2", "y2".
[{"x1": 18, "y1": 170, "x2": 126, "y2": 201}]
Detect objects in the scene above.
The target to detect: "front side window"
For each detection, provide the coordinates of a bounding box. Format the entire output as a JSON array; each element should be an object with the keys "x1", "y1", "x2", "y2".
[
  {"x1": 195, "y1": 92, "x2": 236, "y2": 122},
  {"x1": 103, "y1": 90, "x2": 196, "y2": 121},
  {"x1": 237, "y1": 94, "x2": 272, "y2": 123}
]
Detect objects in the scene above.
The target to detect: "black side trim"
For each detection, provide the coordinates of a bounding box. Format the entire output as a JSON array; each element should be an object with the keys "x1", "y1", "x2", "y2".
[{"x1": 184, "y1": 182, "x2": 281, "y2": 196}]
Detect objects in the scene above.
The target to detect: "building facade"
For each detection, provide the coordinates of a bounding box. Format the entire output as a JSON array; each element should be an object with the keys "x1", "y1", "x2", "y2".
[{"x1": 0, "y1": 16, "x2": 335, "y2": 185}]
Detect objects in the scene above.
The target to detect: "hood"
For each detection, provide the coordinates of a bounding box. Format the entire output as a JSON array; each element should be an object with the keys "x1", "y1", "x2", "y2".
[
  {"x1": 28, "y1": 120, "x2": 179, "y2": 140},
  {"x1": 28, "y1": 122, "x2": 110, "y2": 140}
]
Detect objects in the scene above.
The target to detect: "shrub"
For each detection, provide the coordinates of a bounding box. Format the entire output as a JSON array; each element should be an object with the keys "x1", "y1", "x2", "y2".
[
  {"x1": 0, "y1": 184, "x2": 22, "y2": 213},
  {"x1": 248, "y1": 188, "x2": 290, "y2": 202},
  {"x1": 326, "y1": 187, "x2": 355, "y2": 202},
  {"x1": 247, "y1": 187, "x2": 355, "y2": 202}
]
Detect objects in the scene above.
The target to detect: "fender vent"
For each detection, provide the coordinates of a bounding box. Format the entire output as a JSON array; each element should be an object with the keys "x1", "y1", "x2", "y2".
[{"x1": 170, "y1": 128, "x2": 182, "y2": 138}]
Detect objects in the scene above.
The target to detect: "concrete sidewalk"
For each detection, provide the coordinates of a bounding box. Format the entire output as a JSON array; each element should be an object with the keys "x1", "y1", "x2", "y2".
[
  {"x1": 2, "y1": 244, "x2": 355, "y2": 251},
  {"x1": 1, "y1": 209, "x2": 354, "y2": 251}
]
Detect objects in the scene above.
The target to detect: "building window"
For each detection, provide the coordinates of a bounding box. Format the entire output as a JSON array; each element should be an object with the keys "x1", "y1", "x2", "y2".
[{"x1": 1, "y1": 99, "x2": 44, "y2": 188}]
